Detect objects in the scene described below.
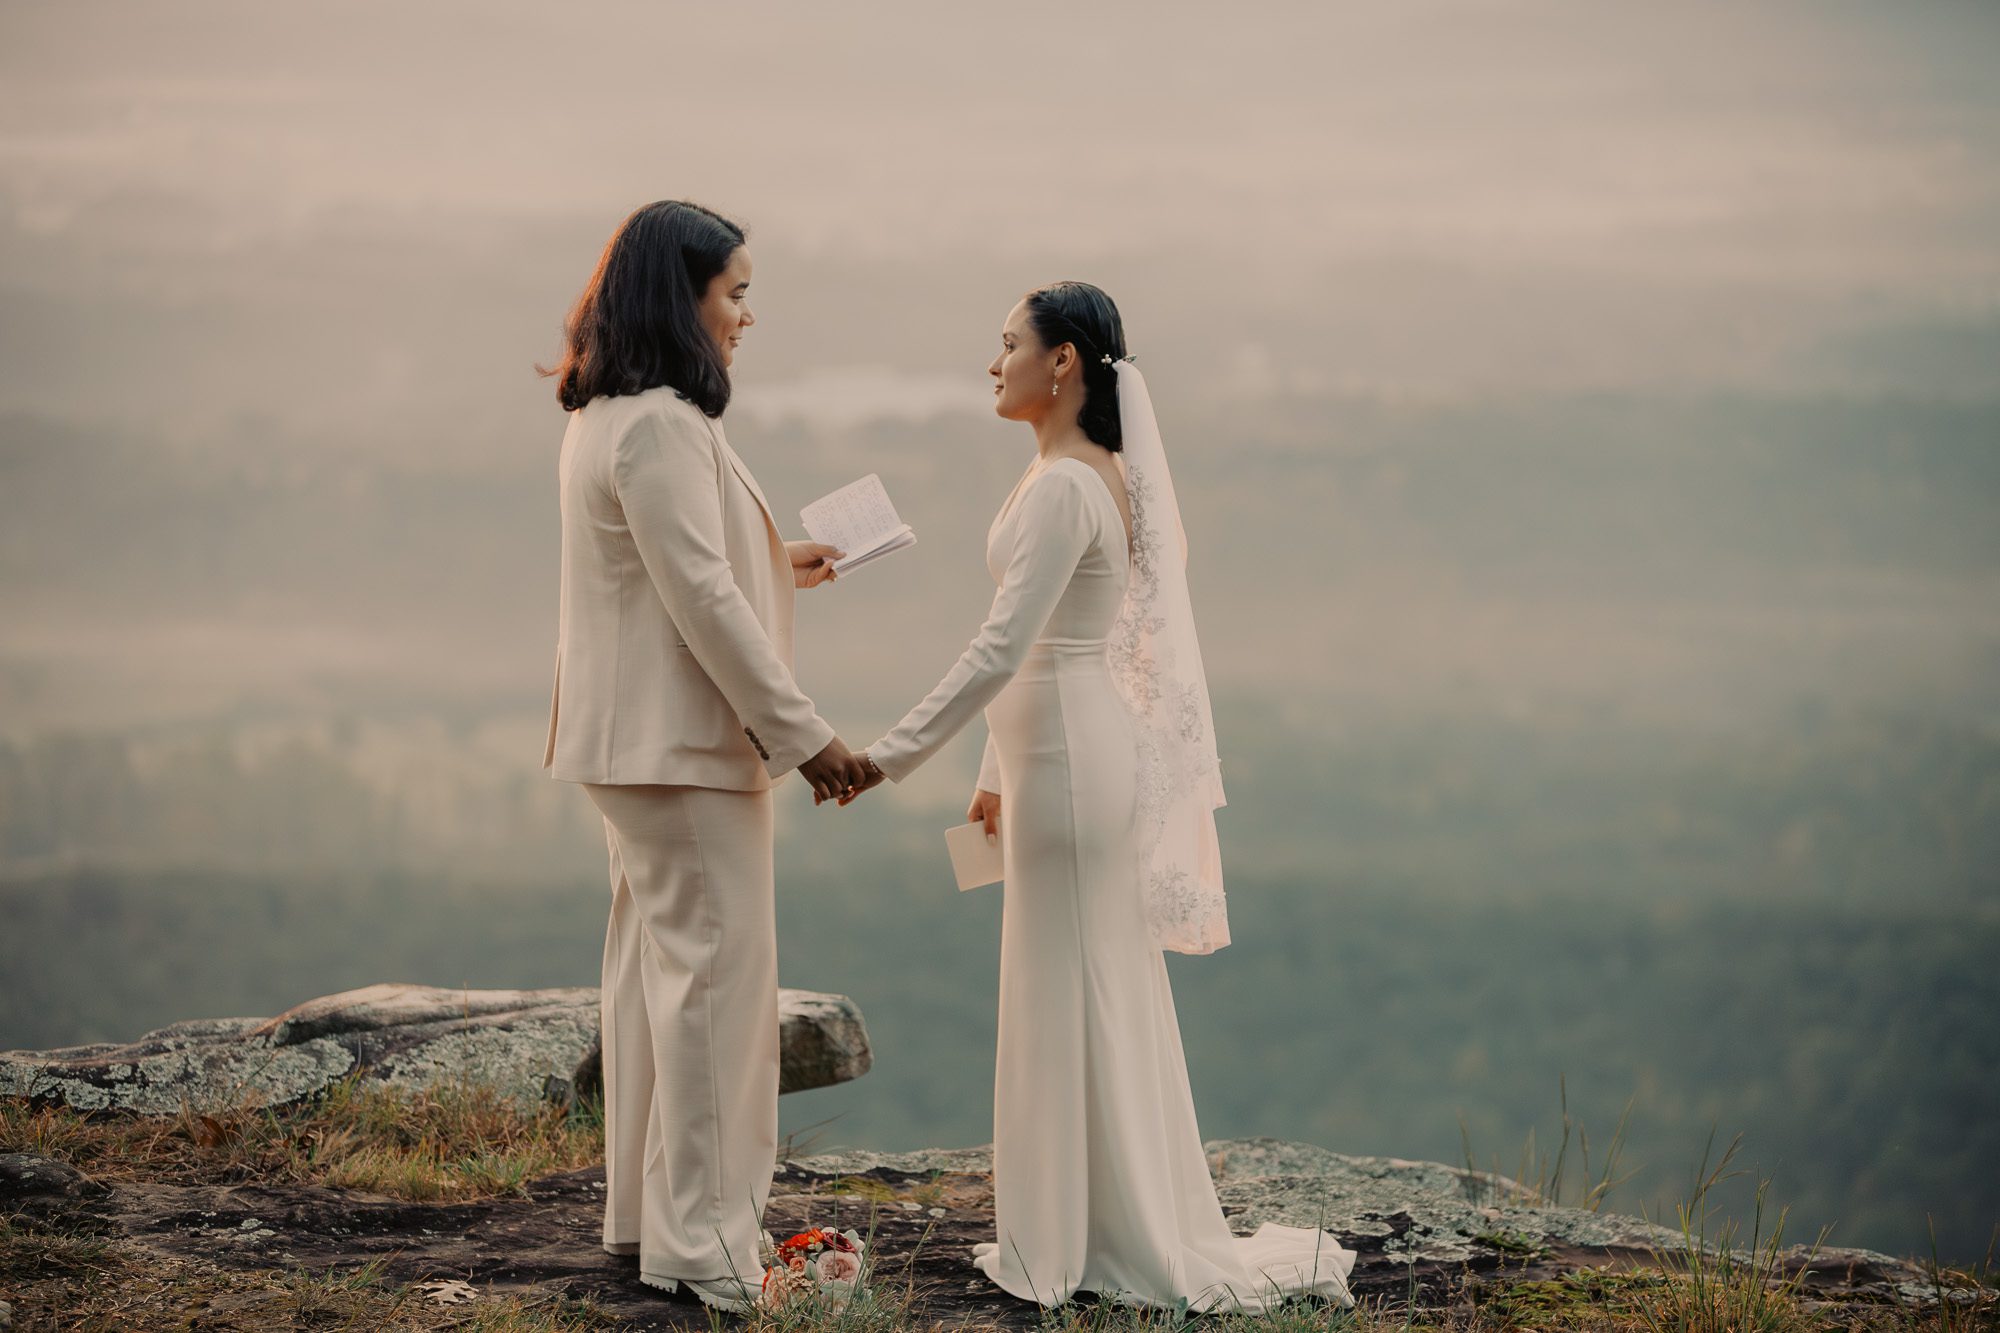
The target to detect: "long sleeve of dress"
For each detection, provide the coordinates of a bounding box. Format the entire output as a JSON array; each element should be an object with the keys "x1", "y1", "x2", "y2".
[
  {"x1": 613, "y1": 408, "x2": 835, "y2": 778},
  {"x1": 866, "y1": 467, "x2": 1099, "y2": 783}
]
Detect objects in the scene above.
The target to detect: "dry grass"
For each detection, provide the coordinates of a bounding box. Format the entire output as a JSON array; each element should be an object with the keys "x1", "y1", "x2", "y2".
[
  {"x1": 0, "y1": 1066, "x2": 605, "y2": 1202},
  {"x1": 2, "y1": 1074, "x2": 617, "y2": 1327},
  {"x1": 0, "y1": 1212, "x2": 619, "y2": 1331},
  {"x1": 1457, "y1": 1074, "x2": 1635, "y2": 1214}
]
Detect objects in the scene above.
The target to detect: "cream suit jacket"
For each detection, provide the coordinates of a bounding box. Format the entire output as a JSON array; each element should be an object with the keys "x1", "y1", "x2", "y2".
[{"x1": 542, "y1": 385, "x2": 835, "y2": 789}]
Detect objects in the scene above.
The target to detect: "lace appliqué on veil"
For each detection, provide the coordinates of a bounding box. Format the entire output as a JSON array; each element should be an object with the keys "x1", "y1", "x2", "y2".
[{"x1": 1109, "y1": 456, "x2": 1231, "y2": 955}]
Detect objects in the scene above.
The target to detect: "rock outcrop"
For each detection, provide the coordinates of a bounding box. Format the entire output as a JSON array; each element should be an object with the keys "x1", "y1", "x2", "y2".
[
  {"x1": 0, "y1": 983, "x2": 872, "y2": 1115},
  {"x1": 777, "y1": 1141, "x2": 1955, "y2": 1322},
  {"x1": 5, "y1": 995, "x2": 1972, "y2": 1328},
  {"x1": 787, "y1": 1138, "x2": 1692, "y2": 1263},
  {"x1": 0, "y1": 1137, "x2": 1961, "y2": 1331}
]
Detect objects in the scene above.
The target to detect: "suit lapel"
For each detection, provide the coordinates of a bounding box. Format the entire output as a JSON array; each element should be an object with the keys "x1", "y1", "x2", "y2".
[
  {"x1": 696, "y1": 412, "x2": 779, "y2": 535},
  {"x1": 723, "y1": 440, "x2": 777, "y2": 530}
]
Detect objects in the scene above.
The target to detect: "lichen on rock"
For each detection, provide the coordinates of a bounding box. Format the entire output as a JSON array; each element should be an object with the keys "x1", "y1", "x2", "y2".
[{"x1": 2, "y1": 982, "x2": 873, "y2": 1115}]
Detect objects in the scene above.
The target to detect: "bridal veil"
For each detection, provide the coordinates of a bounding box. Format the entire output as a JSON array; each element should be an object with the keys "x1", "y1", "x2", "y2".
[{"x1": 1105, "y1": 358, "x2": 1231, "y2": 955}]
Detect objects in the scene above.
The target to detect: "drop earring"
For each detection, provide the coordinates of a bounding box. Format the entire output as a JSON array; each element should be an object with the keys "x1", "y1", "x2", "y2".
[{"x1": 1051, "y1": 375, "x2": 1059, "y2": 397}]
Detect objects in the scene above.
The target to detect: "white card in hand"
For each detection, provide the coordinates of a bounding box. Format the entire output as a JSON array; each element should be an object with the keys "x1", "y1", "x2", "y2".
[
  {"x1": 801, "y1": 473, "x2": 917, "y2": 575},
  {"x1": 945, "y1": 820, "x2": 1003, "y2": 891}
]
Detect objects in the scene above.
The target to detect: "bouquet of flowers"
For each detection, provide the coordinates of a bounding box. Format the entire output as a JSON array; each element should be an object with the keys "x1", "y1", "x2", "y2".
[{"x1": 758, "y1": 1226, "x2": 867, "y2": 1311}]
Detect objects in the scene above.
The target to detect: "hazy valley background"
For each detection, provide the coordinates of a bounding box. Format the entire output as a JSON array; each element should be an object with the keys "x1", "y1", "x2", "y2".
[{"x1": 2, "y1": 1, "x2": 1996, "y2": 1263}]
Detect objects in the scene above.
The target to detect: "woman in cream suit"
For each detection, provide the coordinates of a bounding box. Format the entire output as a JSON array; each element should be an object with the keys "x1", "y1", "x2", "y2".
[{"x1": 540, "y1": 200, "x2": 868, "y2": 1312}]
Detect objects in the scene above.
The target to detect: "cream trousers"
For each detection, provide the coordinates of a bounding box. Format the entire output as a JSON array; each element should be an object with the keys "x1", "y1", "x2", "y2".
[{"x1": 583, "y1": 781, "x2": 777, "y2": 1287}]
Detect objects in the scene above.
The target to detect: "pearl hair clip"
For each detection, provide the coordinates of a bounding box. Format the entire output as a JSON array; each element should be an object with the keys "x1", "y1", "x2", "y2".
[{"x1": 1099, "y1": 353, "x2": 1138, "y2": 365}]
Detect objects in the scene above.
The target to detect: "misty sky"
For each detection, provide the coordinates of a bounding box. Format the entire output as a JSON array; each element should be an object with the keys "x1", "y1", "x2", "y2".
[
  {"x1": 2, "y1": 1, "x2": 1996, "y2": 756},
  {"x1": 5, "y1": 1, "x2": 1998, "y2": 417}
]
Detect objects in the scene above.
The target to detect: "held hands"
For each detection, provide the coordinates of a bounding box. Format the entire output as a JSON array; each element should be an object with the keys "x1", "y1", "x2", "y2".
[
  {"x1": 835, "y1": 751, "x2": 889, "y2": 807},
  {"x1": 788, "y1": 541, "x2": 845, "y2": 589},
  {"x1": 799, "y1": 737, "x2": 871, "y2": 805}
]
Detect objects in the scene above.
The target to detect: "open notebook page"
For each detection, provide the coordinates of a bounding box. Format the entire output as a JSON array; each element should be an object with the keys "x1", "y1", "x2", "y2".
[{"x1": 801, "y1": 474, "x2": 916, "y2": 575}]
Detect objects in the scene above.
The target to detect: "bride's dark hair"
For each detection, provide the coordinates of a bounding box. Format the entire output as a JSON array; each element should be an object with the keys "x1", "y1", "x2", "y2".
[
  {"x1": 1024, "y1": 281, "x2": 1127, "y2": 452},
  {"x1": 542, "y1": 200, "x2": 746, "y2": 416}
]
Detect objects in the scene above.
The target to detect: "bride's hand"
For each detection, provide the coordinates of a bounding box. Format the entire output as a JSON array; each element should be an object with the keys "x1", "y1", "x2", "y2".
[
  {"x1": 835, "y1": 751, "x2": 889, "y2": 806},
  {"x1": 966, "y1": 788, "x2": 1001, "y2": 842},
  {"x1": 787, "y1": 540, "x2": 845, "y2": 589}
]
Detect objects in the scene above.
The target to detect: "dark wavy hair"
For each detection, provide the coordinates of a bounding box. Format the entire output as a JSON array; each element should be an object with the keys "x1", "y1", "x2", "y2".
[
  {"x1": 542, "y1": 200, "x2": 746, "y2": 416},
  {"x1": 1024, "y1": 281, "x2": 1127, "y2": 451}
]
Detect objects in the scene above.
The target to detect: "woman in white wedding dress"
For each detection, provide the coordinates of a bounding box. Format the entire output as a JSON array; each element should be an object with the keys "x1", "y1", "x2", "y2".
[{"x1": 850, "y1": 283, "x2": 1356, "y2": 1313}]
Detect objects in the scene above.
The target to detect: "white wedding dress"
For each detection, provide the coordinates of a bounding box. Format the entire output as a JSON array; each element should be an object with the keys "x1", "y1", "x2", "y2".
[{"x1": 865, "y1": 454, "x2": 1357, "y2": 1313}]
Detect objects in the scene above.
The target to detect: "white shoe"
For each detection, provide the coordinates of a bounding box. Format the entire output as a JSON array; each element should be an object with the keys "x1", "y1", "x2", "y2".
[
  {"x1": 685, "y1": 1274, "x2": 759, "y2": 1313},
  {"x1": 640, "y1": 1271, "x2": 758, "y2": 1314}
]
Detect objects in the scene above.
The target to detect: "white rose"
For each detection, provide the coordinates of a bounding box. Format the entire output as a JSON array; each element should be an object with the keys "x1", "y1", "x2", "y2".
[{"x1": 815, "y1": 1249, "x2": 862, "y2": 1284}]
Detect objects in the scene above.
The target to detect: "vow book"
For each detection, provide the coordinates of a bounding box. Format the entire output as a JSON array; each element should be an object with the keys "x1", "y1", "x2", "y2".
[
  {"x1": 800, "y1": 474, "x2": 916, "y2": 575},
  {"x1": 945, "y1": 821, "x2": 1003, "y2": 891}
]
